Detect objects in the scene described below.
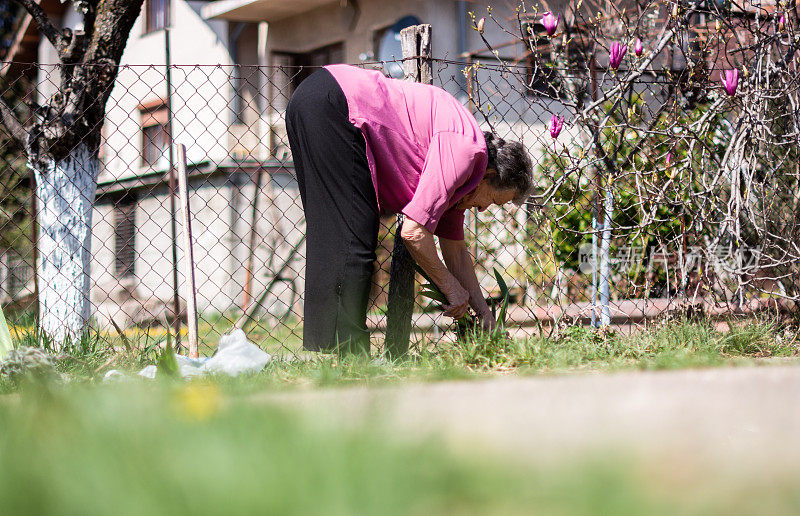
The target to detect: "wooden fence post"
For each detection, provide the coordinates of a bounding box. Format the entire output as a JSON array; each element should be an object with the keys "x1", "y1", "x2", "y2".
[
  {"x1": 176, "y1": 144, "x2": 199, "y2": 358},
  {"x1": 385, "y1": 24, "x2": 432, "y2": 358}
]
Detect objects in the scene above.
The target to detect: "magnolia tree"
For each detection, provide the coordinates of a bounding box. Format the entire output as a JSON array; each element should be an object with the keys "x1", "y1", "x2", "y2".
[
  {"x1": 471, "y1": 0, "x2": 800, "y2": 320},
  {"x1": 0, "y1": 0, "x2": 144, "y2": 345}
]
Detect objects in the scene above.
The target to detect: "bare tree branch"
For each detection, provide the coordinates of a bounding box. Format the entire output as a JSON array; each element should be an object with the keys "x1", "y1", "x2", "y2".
[{"x1": 11, "y1": 0, "x2": 67, "y2": 56}]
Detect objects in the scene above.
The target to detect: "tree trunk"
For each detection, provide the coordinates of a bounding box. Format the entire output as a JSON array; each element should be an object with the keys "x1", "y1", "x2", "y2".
[{"x1": 31, "y1": 144, "x2": 98, "y2": 347}]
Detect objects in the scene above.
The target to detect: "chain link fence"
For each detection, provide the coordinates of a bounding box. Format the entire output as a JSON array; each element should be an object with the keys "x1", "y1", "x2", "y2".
[{"x1": 0, "y1": 54, "x2": 797, "y2": 356}]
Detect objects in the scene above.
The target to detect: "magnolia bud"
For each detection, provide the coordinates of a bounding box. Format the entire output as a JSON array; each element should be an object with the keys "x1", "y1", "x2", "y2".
[{"x1": 477, "y1": 17, "x2": 485, "y2": 34}]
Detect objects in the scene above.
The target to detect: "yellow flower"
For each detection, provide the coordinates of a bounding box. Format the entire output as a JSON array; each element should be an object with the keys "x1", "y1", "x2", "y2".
[{"x1": 174, "y1": 383, "x2": 221, "y2": 421}]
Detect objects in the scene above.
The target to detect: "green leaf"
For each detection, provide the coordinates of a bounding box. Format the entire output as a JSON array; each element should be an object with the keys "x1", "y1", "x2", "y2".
[
  {"x1": 492, "y1": 268, "x2": 510, "y2": 337},
  {"x1": 156, "y1": 328, "x2": 181, "y2": 379},
  {"x1": 493, "y1": 267, "x2": 509, "y2": 299},
  {"x1": 420, "y1": 289, "x2": 448, "y2": 303},
  {"x1": 496, "y1": 294, "x2": 509, "y2": 330},
  {"x1": 0, "y1": 304, "x2": 12, "y2": 360}
]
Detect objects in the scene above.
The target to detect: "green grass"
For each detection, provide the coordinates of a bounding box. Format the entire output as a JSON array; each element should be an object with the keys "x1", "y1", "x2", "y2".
[
  {"x1": 444, "y1": 318, "x2": 800, "y2": 372},
  {"x1": 0, "y1": 316, "x2": 798, "y2": 394},
  {"x1": 0, "y1": 381, "x2": 797, "y2": 515},
  {"x1": 154, "y1": 317, "x2": 800, "y2": 394}
]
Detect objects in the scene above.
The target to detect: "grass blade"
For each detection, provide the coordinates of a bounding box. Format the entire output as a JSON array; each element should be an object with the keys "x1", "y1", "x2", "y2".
[
  {"x1": 110, "y1": 318, "x2": 132, "y2": 352},
  {"x1": 157, "y1": 324, "x2": 180, "y2": 379}
]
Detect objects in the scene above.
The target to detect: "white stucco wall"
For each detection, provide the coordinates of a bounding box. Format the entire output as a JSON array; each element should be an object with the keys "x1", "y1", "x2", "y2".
[
  {"x1": 91, "y1": 170, "x2": 304, "y2": 324},
  {"x1": 101, "y1": 0, "x2": 234, "y2": 184}
]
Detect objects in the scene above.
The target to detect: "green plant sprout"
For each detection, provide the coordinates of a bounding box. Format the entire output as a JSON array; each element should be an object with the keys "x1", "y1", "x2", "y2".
[
  {"x1": 156, "y1": 320, "x2": 180, "y2": 379},
  {"x1": 415, "y1": 263, "x2": 510, "y2": 340}
]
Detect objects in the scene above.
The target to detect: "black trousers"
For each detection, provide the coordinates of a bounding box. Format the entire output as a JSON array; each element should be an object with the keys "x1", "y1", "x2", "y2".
[{"x1": 286, "y1": 69, "x2": 379, "y2": 353}]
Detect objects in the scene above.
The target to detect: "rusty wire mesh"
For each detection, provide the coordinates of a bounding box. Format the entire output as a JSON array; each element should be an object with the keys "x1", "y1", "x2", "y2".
[{"x1": 0, "y1": 54, "x2": 797, "y2": 356}]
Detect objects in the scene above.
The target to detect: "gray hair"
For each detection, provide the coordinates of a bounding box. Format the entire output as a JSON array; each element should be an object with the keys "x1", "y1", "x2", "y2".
[{"x1": 484, "y1": 132, "x2": 534, "y2": 204}]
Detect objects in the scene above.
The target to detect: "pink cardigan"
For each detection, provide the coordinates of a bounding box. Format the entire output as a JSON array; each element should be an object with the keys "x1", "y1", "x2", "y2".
[{"x1": 325, "y1": 64, "x2": 487, "y2": 240}]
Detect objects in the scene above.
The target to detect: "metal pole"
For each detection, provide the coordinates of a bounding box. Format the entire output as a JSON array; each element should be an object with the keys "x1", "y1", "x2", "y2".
[
  {"x1": 599, "y1": 182, "x2": 613, "y2": 326},
  {"x1": 176, "y1": 144, "x2": 199, "y2": 358},
  {"x1": 242, "y1": 167, "x2": 263, "y2": 310},
  {"x1": 165, "y1": 27, "x2": 181, "y2": 349},
  {"x1": 465, "y1": 56, "x2": 479, "y2": 260},
  {"x1": 590, "y1": 55, "x2": 599, "y2": 328},
  {"x1": 29, "y1": 168, "x2": 39, "y2": 324}
]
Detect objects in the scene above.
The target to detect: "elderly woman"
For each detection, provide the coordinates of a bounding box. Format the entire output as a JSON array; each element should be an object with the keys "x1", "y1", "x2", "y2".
[{"x1": 286, "y1": 64, "x2": 532, "y2": 354}]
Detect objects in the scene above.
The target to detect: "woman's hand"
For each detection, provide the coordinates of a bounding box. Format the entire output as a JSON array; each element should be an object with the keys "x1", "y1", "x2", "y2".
[
  {"x1": 439, "y1": 237, "x2": 494, "y2": 324},
  {"x1": 401, "y1": 218, "x2": 470, "y2": 319},
  {"x1": 441, "y1": 279, "x2": 470, "y2": 319},
  {"x1": 476, "y1": 309, "x2": 497, "y2": 332}
]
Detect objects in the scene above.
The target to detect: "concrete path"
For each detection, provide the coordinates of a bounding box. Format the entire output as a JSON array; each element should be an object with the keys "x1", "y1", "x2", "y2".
[{"x1": 256, "y1": 363, "x2": 800, "y2": 470}]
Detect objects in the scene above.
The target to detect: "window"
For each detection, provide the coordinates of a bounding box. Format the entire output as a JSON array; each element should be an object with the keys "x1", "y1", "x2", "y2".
[
  {"x1": 139, "y1": 100, "x2": 169, "y2": 168},
  {"x1": 114, "y1": 196, "x2": 137, "y2": 278},
  {"x1": 232, "y1": 66, "x2": 260, "y2": 124},
  {"x1": 373, "y1": 16, "x2": 421, "y2": 78},
  {"x1": 144, "y1": 0, "x2": 169, "y2": 33},
  {"x1": 267, "y1": 44, "x2": 343, "y2": 160},
  {"x1": 142, "y1": 124, "x2": 169, "y2": 167},
  {"x1": 274, "y1": 42, "x2": 345, "y2": 90}
]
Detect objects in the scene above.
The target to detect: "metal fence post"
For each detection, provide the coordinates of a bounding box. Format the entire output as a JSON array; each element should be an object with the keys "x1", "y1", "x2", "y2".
[
  {"x1": 385, "y1": 24, "x2": 431, "y2": 358},
  {"x1": 165, "y1": 27, "x2": 182, "y2": 349},
  {"x1": 589, "y1": 54, "x2": 599, "y2": 329}
]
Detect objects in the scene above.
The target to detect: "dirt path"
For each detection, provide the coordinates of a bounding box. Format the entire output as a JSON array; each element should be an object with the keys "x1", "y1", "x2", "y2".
[{"x1": 256, "y1": 364, "x2": 800, "y2": 470}]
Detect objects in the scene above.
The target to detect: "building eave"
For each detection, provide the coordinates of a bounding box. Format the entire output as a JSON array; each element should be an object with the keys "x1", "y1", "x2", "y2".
[
  {"x1": 1, "y1": 0, "x2": 69, "y2": 78},
  {"x1": 201, "y1": 0, "x2": 336, "y2": 22},
  {"x1": 96, "y1": 160, "x2": 295, "y2": 199}
]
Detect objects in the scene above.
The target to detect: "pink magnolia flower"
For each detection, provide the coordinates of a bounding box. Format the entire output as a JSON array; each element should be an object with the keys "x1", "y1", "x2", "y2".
[
  {"x1": 721, "y1": 69, "x2": 739, "y2": 96},
  {"x1": 549, "y1": 114, "x2": 564, "y2": 138},
  {"x1": 634, "y1": 38, "x2": 643, "y2": 57},
  {"x1": 542, "y1": 11, "x2": 559, "y2": 36},
  {"x1": 609, "y1": 41, "x2": 628, "y2": 69},
  {"x1": 779, "y1": 12, "x2": 786, "y2": 30},
  {"x1": 665, "y1": 152, "x2": 672, "y2": 167}
]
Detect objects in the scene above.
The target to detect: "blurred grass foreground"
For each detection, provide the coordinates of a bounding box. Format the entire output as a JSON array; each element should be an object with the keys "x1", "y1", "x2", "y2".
[
  {"x1": 0, "y1": 318, "x2": 798, "y2": 514},
  {"x1": 0, "y1": 381, "x2": 798, "y2": 515}
]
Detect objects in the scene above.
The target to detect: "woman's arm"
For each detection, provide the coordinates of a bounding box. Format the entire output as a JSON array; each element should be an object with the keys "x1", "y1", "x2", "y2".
[
  {"x1": 439, "y1": 237, "x2": 495, "y2": 331},
  {"x1": 400, "y1": 217, "x2": 470, "y2": 319}
]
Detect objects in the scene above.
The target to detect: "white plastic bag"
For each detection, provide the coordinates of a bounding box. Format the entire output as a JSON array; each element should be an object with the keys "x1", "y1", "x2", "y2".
[
  {"x1": 175, "y1": 354, "x2": 207, "y2": 378},
  {"x1": 133, "y1": 330, "x2": 270, "y2": 379},
  {"x1": 202, "y1": 329, "x2": 271, "y2": 376},
  {"x1": 138, "y1": 365, "x2": 157, "y2": 379}
]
